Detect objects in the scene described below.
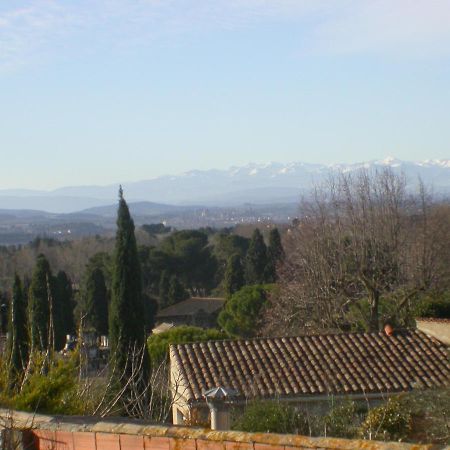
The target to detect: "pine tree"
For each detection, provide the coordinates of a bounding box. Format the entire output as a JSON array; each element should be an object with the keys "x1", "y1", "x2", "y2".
[
  {"x1": 224, "y1": 254, "x2": 245, "y2": 297},
  {"x1": 168, "y1": 275, "x2": 188, "y2": 306},
  {"x1": 7, "y1": 274, "x2": 29, "y2": 385},
  {"x1": 245, "y1": 229, "x2": 268, "y2": 285},
  {"x1": 53, "y1": 271, "x2": 75, "y2": 350},
  {"x1": 84, "y1": 267, "x2": 109, "y2": 336},
  {"x1": 29, "y1": 254, "x2": 52, "y2": 352},
  {"x1": 158, "y1": 271, "x2": 170, "y2": 309},
  {"x1": 266, "y1": 228, "x2": 284, "y2": 282},
  {"x1": 109, "y1": 187, "x2": 149, "y2": 376}
]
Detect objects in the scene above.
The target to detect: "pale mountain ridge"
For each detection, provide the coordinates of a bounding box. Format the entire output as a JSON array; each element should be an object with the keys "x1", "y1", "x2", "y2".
[{"x1": 0, "y1": 158, "x2": 449, "y2": 213}]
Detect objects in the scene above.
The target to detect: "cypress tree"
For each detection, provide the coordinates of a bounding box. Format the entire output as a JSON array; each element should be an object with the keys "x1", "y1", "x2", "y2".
[
  {"x1": 53, "y1": 271, "x2": 75, "y2": 350},
  {"x1": 266, "y1": 228, "x2": 284, "y2": 282},
  {"x1": 84, "y1": 267, "x2": 109, "y2": 336},
  {"x1": 29, "y1": 254, "x2": 52, "y2": 352},
  {"x1": 245, "y1": 229, "x2": 268, "y2": 285},
  {"x1": 109, "y1": 187, "x2": 149, "y2": 376},
  {"x1": 7, "y1": 275, "x2": 29, "y2": 384},
  {"x1": 224, "y1": 254, "x2": 245, "y2": 297}
]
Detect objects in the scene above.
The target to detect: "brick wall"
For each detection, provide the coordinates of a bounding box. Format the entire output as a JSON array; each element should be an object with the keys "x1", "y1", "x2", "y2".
[{"x1": 0, "y1": 409, "x2": 439, "y2": 450}]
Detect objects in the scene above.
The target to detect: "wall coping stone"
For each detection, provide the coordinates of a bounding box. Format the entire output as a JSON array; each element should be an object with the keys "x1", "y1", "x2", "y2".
[{"x1": 0, "y1": 409, "x2": 441, "y2": 450}]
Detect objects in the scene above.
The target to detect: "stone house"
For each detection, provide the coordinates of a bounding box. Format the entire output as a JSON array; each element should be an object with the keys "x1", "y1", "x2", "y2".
[{"x1": 169, "y1": 329, "x2": 449, "y2": 428}]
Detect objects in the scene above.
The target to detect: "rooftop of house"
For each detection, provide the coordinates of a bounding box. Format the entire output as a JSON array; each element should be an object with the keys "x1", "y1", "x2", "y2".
[
  {"x1": 157, "y1": 297, "x2": 225, "y2": 319},
  {"x1": 170, "y1": 329, "x2": 450, "y2": 403}
]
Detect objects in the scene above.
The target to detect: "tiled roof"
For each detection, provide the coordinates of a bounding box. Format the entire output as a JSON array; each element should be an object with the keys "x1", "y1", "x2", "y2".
[
  {"x1": 157, "y1": 297, "x2": 225, "y2": 318},
  {"x1": 170, "y1": 330, "x2": 450, "y2": 402}
]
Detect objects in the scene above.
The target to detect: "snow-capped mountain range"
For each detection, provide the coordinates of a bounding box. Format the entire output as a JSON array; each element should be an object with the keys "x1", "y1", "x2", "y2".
[{"x1": 1, "y1": 158, "x2": 449, "y2": 213}]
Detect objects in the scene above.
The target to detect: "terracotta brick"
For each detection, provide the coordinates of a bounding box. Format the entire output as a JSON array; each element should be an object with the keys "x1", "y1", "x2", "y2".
[
  {"x1": 96, "y1": 432, "x2": 121, "y2": 450},
  {"x1": 170, "y1": 437, "x2": 197, "y2": 450},
  {"x1": 120, "y1": 433, "x2": 145, "y2": 450},
  {"x1": 254, "y1": 444, "x2": 284, "y2": 450},
  {"x1": 197, "y1": 439, "x2": 226, "y2": 450},
  {"x1": 145, "y1": 436, "x2": 171, "y2": 450},
  {"x1": 225, "y1": 442, "x2": 253, "y2": 450},
  {"x1": 55, "y1": 430, "x2": 75, "y2": 450},
  {"x1": 72, "y1": 431, "x2": 97, "y2": 450},
  {"x1": 34, "y1": 430, "x2": 56, "y2": 450}
]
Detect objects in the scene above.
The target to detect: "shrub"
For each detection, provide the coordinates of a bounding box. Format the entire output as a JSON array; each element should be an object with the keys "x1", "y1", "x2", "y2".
[
  {"x1": 321, "y1": 401, "x2": 362, "y2": 438},
  {"x1": 147, "y1": 326, "x2": 226, "y2": 365},
  {"x1": 232, "y1": 401, "x2": 309, "y2": 435},
  {"x1": 359, "y1": 397, "x2": 411, "y2": 441},
  {"x1": 415, "y1": 291, "x2": 450, "y2": 319}
]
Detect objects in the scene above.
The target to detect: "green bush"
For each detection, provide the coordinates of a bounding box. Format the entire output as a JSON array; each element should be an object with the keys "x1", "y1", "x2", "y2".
[
  {"x1": 321, "y1": 401, "x2": 362, "y2": 438},
  {"x1": 147, "y1": 326, "x2": 226, "y2": 365},
  {"x1": 415, "y1": 291, "x2": 450, "y2": 319},
  {"x1": 4, "y1": 353, "x2": 84, "y2": 415},
  {"x1": 400, "y1": 389, "x2": 450, "y2": 445},
  {"x1": 232, "y1": 401, "x2": 309, "y2": 435},
  {"x1": 359, "y1": 397, "x2": 411, "y2": 441}
]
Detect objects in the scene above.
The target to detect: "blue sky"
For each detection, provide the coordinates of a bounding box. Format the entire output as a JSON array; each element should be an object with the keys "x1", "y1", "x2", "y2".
[{"x1": 1, "y1": 0, "x2": 450, "y2": 190}]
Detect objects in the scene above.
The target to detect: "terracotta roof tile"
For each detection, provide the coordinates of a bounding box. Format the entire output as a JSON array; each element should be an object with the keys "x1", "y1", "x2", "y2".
[{"x1": 170, "y1": 330, "x2": 450, "y2": 402}]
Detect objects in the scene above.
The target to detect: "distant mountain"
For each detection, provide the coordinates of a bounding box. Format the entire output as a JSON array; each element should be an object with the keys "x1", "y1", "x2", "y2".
[{"x1": 0, "y1": 158, "x2": 449, "y2": 213}]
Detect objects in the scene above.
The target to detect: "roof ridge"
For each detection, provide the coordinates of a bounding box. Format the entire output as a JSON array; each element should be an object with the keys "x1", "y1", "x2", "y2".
[{"x1": 170, "y1": 328, "x2": 419, "y2": 348}]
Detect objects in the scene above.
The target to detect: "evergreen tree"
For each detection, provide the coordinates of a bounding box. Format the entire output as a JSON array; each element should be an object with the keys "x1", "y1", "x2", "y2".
[
  {"x1": 158, "y1": 271, "x2": 170, "y2": 309},
  {"x1": 168, "y1": 275, "x2": 188, "y2": 306},
  {"x1": 266, "y1": 228, "x2": 284, "y2": 282},
  {"x1": 224, "y1": 254, "x2": 245, "y2": 297},
  {"x1": 29, "y1": 254, "x2": 52, "y2": 352},
  {"x1": 109, "y1": 187, "x2": 149, "y2": 376},
  {"x1": 7, "y1": 275, "x2": 29, "y2": 384},
  {"x1": 245, "y1": 229, "x2": 268, "y2": 285},
  {"x1": 83, "y1": 267, "x2": 109, "y2": 336},
  {"x1": 53, "y1": 271, "x2": 75, "y2": 350}
]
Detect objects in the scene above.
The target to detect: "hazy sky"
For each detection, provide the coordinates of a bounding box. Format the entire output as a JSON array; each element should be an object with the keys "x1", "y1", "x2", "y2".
[{"x1": 1, "y1": 0, "x2": 450, "y2": 190}]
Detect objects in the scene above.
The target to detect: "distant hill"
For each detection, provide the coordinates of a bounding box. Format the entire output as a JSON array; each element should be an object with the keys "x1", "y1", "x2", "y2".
[{"x1": 0, "y1": 158, "x2": 449, "y2": 213}]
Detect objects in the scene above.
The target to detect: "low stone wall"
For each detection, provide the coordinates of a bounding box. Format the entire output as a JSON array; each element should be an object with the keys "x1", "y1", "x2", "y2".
[{"x1": 0, "y1": 409, "x2": 441, "y2": 450}]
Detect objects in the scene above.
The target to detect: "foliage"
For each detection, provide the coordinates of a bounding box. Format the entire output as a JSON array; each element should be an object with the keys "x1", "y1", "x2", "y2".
[
  {"x1": 345, "y1": 292, "x2": 416, "y2": 332},
  {"x1": 53, "y1": 270, "x2": 75, "y2": 349},
  {"x1": 359, "y1": 397, "x2": 412, "y2": 441},
  {"x1": 109, "y1": 188, "x2": 149, "y2": 378},
  {"x1": 415, "y1": 291, "x2": 450, "y2": 318},
  {"x1": 158, "y1": 270, "x2": 170, "y2": 308},
  {"x1": 168, "y1": 275, "x2": 189, "y2": 306},
  {"x1": 7, "y1": 274, "x2": 29, "y2": 385},
  {"x1": 1, "y1": 353, "x2": 83, "y2": 415},
  {"x1": 232, "y1": 401, "x2": 309, "y2": 434},
  {"x1": 320, "y1": 401, "x2": 363, "y2": 438},
  {"x1": 28, "y1": 254, "x2": 52, "y2": 351},
  {"x1": 82, "y1": 266, "x2": 109, "y2": 335},
  {"x1": 399, "y1": 388, "x2": 450, "y2": 445},
  {"x1": 142, "y1": 223, "x2": 172, "y2": 236},
  {"x1": 218, "y1": 285, "x2": 273, "y2": 338},
  {"x1": 161, "y1": 230, "x2": 218, "y2": 294},
  {"x1": 245, "y1": 229, "x2": 268, "y2": 285},
  {"x1": 147, "y1": 326, "x2": 226, "y2": 366},
  {"x1": 223, "y1": 254, "x2": 245, "y2": 298},
  {"x1": 266, "y1": 228, "x2": 284, "y2": 282}
]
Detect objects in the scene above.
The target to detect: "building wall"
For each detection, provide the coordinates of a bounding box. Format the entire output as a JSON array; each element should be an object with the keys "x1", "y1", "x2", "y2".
[{"x1": 416, "y1": 319, "x2": 450, "y2": 346}]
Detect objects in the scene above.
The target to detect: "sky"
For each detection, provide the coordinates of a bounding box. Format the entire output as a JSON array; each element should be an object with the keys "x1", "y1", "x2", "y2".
[{"x1": 1, "y1": 0, "x2": 450, "y2": 190}]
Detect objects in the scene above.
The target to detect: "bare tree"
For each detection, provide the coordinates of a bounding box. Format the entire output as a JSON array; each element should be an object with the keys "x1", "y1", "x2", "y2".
[{"x1": 263, "y1": 169, "x2": 450, "y2": 334}]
